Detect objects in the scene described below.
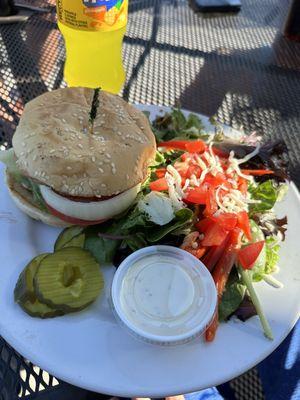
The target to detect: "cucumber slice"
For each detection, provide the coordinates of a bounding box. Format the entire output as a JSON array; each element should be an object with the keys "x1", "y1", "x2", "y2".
[
  {"x1": 14, "y1": 254, "x2": 64, "y2": 318},
  {"x1": 54, "y1": 226, "x2": 85, "y2": 251},
  {"x1": 34, "y1": 247, "x2": 104, "y2": 312}
]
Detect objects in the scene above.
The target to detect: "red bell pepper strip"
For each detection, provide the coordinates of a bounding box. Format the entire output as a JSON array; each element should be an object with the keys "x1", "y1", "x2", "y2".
[
  {"x1": 205, "y1": 228, "x2": 242, "y2": 342},
  {"x1": 158, "y1": 140, "x2": 206, "y2": 153},
  {"x1": 238, "y1": 241, "x2": 265, "y2": 270},
  {"x1": 241, "y1": 169, "x2": 274, "y2": 176}
]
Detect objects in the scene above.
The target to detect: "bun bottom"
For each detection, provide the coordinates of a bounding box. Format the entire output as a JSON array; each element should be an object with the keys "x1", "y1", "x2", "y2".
[{"x1": 5, "y1": 171, "x2": 71, "y2": 228}]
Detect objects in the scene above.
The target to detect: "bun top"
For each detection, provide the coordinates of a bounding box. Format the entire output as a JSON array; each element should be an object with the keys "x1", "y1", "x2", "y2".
[{"x1": 13, "y1": 88, "x2": 156, "y2": 197}]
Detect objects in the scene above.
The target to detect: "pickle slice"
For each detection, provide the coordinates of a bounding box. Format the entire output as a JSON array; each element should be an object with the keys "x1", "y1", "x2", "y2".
[
  {"x1": 14, "y1": 254, "x2": 49, "y2": 304},
  {"x1": 34, "y1": 247, "x2": 104, "y2": 312},
  {"x1": 14, "y1": 254, "x2": 64, "y2": 318},
  {"x1": 54, "y1": 226, "x2": 85, "y2": 251}
]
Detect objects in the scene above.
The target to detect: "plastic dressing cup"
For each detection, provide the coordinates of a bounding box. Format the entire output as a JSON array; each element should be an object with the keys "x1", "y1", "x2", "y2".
[{"x1": 111, "y1": 245, "x2": 217, "y2": 345}]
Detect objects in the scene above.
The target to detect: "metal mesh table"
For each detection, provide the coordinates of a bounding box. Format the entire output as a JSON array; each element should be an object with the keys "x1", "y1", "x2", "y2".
[{"x1": 0, "y1": 0, "x2": 299, "y2": 398}]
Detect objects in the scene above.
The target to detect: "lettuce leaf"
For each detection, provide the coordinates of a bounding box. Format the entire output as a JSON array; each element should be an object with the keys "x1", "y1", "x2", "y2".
[
  {"x1": 150, "y1": 108, "x2": 208, "y2": 142},
  {"x1": 248, "y1": 180, "x2": 279, "y2": 213},
  {"x1": 0, "y1": 149, "x2": 48, "y2": 212},
  {"x1": 219, "y1": 272, "x2": 246, "y2": 322},
  {"x1": 265, "y1": 236, "x2": 280, "y2": 275}
]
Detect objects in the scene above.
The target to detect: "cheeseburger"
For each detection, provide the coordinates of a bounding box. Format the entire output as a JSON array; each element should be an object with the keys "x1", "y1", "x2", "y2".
[{"x1": 1, "y1": 87, "x2": 156, "y2": 227}]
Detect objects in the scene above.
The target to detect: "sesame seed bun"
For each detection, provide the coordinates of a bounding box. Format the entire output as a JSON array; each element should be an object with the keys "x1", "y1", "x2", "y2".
[
  {"x1": 12, "y1": 87, "x2": 156, "y2": 197},
  {"x1": 5, "y1": 171, "x2": 71, "y2": 228}
]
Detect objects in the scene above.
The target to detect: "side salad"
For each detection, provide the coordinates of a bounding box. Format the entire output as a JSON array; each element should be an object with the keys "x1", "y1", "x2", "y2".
[{"x1": 14, "y1": 109, "x2": 289, "y2": 342}]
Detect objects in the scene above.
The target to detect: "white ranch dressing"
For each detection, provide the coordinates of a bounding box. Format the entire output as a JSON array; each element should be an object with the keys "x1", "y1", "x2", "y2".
[{"x1": 119, "y1": 254, "x2": 205, "y2": 336}]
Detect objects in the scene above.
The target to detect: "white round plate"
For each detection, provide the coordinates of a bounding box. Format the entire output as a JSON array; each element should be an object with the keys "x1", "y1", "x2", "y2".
[{"x1": 0, "y1": 105, "x2": 299, "y2": 397}]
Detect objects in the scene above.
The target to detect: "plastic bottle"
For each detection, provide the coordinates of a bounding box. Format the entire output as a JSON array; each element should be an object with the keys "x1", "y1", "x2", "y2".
[{"x1": 56, "y1": 0, "x2": 128, "y2": 93}]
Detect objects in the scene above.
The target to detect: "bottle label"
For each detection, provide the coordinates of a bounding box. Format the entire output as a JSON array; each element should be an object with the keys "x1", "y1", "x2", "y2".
[{"x1": 56, "y1": 0, "x2": 128, "y2": 31}]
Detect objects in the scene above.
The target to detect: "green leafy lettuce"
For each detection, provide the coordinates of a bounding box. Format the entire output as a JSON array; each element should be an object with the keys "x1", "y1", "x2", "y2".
[
  {"x1": 265, "y1": 236, "x2": 280, "y2": 275},
  {"x1": 149, "y1": 108, "x2": 208, "y2": 142},
  {"x1": 219, "y1": 272, "x2": 246, "y2": 322},
  {"x1": 0, "y1": 148, "x2": 48, "y2": 212},
  {"x1": 248, "y1": 180, "x2": 280, "y2": 213}
]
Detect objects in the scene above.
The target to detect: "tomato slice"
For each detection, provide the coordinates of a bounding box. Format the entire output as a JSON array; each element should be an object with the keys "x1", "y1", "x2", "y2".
[
  {"x1": 46, "y1": 203, "x2": 106, "y2": 226},
  {"x1": 149, "y1": 177, "x2": 168, "y2": 192},
  {"x1": 159, "y1": 140, "x2": 206, "y2": 153},
  {"x1": 210, "y1": 213, "x2": 237, "y2": 231},
  {"x1": 238, "y1": 241, "x2": 265, "y2": 270},
  {"x1": 201, "y1": 222, "x2": 228, "y2": 247},
  {"x1": 184, "y1": 187, "x2": 208, "y2": 204},
  {"x1": 237, "y1": 211, "x2": 252, "y2": 241}
]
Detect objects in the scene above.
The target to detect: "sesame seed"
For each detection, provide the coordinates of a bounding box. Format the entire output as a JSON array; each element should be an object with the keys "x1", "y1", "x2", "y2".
[
  {"x1": 20, "y1": 152, "x2": 25, "y2": 156},
  {"x1": 73, "y1": 113, "x2": 78, "y2": 117},
  {"x1": 101, "y1": 183, "x2": 106, "y2": 188},
  {"x1": 62, "y1": 118, "x2": 66, "y2": 123},
  {"x1": 98, "y1": 168, "x2": 104, "y2": 173},
  {"x1": 106, "y1": 154, "x2": 111, "y2": 159},
  {"x1": 92, "y1": 156, "x2": 96, "y2": 162},
  {"x1": 65, "y1": 128, "x2": 69, "y2": 132},
  {"x1": 78, "y1": 144, "x2": 83, "y2": 149},
  {"x1": 49, "y1": 149, "x2": 55, "y2": 154},
  {"x1": 112, "y1": 169, "x2": 116, "y2": 175},
  {"x1": 33, "y1": 155, "x2": 37, "y2": 161},
  {"x1": 22, "y1": 142, "x2": 26, "y2": 147},
  {"x1": 98, "y1": 161, "x2": 103, "y2": 166},
  {"x1": 126, "y1": 174, "x2": 129, "y2": 180},
  {"x1": 67, "y1": 166, "x2": 72, "y2": 171}
]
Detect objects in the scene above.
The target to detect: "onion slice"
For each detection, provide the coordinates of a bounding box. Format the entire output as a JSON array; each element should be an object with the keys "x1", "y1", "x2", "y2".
[{"x1": 40, "y1": 184, "x2": 141, "y2": 221}]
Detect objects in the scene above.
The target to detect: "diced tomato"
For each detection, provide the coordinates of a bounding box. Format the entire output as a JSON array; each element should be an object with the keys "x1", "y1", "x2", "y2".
[
  {"x1": 238, "y1": 241, "x2": 265, "y2": 270},
  {"x1": 184, "y1": 246, "x2": 207, "y2": 259},
  {"x1": 159, "y1": 140, "x2": 206, "y2": 153},
  {"x1": 185, "y1": 187, "x2": 208, "y2": 204},
  {"x1": 186, "y1": 165, "x2": 202, "y2": 179},
  {"x1": 238, "y1": 177, "x2": 248, "y2": 195},
  {"x1": 201, "y1": 223, "x2": 228, "y2": 247},
  {"x1": 204, "y1": 173, "x2": 230, "y2": 189},
  {"x1": 181, "y1": 153, "x2": 189, "y2": 162},
  {"x1": 210, "y1": 213, "x2": 237, "y2": 231},
  {"x1": 202, "y1": 234, "x2": 229, "y2": 272},
  {"x1": 155, "y1": 168, "x2": 167, "y2": 178},
  {"x1": 195, "y1": 218, "x2": 214, "y2": 233},
  {"x1": 237, "y1": 211, "x2": 252, "y2": 241},
  {"x1": 204, "y1": 187, "x2": 218, "y2": 216},
  {"x1": 241, "y1": 169, "x2": 274, "y2": 176},
  {"x1": 149, "y1": 177, "x2": 168, "y2": 192},
  {"x1": 46, "y1": 203, "x2": 106, "y2": 226}
]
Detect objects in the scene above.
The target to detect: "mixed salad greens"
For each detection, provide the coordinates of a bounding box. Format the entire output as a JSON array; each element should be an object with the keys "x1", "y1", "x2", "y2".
[
  {"x1": 13, "y1": 109, "x2": 289, "y2": 342},
  {"x1": 84, "y1": 109, "x2": 289, "y2": 341}
]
